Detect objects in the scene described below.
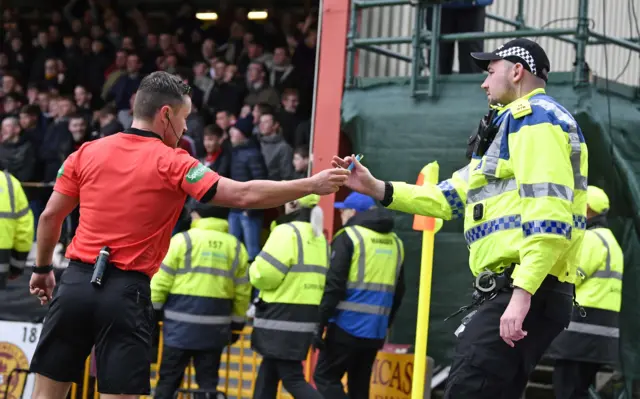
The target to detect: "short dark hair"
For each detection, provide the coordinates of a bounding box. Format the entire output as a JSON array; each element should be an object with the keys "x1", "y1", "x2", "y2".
[
  {"x1": 260, "y1": 111, "x2": 279, "y2": 125},
  {"x1": 204, "y1": 124, "x2": 224, "y2": 138},
  {"x1": 254, "y1": 102, "x2": 273, "y2": 115},
  {"x1": 133, "y1": 71, "x2": 192, "y2": 121},
  {"x1": 20, "y1": 104, "x2": 40, "y2": 117},
  {"x1": 294, "y1": 146, "x2": 309, "y2": 158},
  {"x1": 68, "y1": 113, "x2": 86, "y2": 121},
  {"x1": 98, "y1": 104, "x2": 116, "y2": 118}
]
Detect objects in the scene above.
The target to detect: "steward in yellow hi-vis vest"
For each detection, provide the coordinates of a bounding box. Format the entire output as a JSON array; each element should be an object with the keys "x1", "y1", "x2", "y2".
[
  {"x1": 151, "y1": 203, "x2": 250, "y2": 399},
  {"x1": 313, "y1": 192, "x2": 405, "y2": 399},
  {"x1": 548, "y1": 185, "x2": 623, "y2": 398},
  {"x1": 0, "y1": 170, "x2": 34, "y2": 289},
  {"x1": 250, "y1": 194, "x2": 327, "y2": 399},
  {"x1": 333, "y1": 39, "x2": 589, "y2": 399}
]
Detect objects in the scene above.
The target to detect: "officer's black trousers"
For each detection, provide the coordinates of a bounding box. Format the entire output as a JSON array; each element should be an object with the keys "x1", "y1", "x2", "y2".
[
  {"x1": 313, "y1": 341, "x2": 378, "y2": 399},
  {"x1": 154, "y1": 345, "x2": 223, "y2": 399},
  {"x1": 553, "y1": 359, "x2": 601, "y2": 399},
  {"x1": 444, "y1": 280, "x2": 573, "y2": 399},
  {"x1": 253, "y1": 357, "x2": 323, "y2": 399}
]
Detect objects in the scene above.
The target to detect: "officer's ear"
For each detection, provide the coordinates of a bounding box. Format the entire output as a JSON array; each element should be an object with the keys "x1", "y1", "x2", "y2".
[{"x1": 512, "y1": 63, "x2": 526, "y2": 83}]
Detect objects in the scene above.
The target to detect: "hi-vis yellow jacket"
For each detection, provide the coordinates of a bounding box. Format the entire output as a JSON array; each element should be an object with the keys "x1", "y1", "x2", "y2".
[
  {"x1": 575, "y1": 226, "x2": 623, "y2": 312},
  {"x1": 385, "y1": 88, "x2": 589, "y2": 295},
  {"x1": 0, "y1": 170, "x2": 34, "y2": 288},
  {"x1": 151, "y1": 217, "x2": 250, "y2": 350}
]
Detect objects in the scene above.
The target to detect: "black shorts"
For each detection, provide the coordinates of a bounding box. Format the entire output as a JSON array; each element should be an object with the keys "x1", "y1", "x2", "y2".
[{"x1": 30, "y1": 261, "x2": 154, "y2": 395}]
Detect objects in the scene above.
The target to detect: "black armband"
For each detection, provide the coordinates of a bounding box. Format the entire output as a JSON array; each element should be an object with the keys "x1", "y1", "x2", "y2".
[
  {"x1": 33, "y1": 265, "x2": 54, "y2": 274},
  {"x1": 380, "y1": 181, "x2": 394, "y2": 207}
]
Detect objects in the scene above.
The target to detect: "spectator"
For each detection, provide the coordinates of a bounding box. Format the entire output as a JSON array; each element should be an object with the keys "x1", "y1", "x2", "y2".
[
  {"x1": 2, "y1": 73, "x2": 20, "y2": 96},
  {"x1": 202, "y1": 124, "x2": 231, "y2": 178},
  {"x1": 117, "y1": 91, "x2": 136, "y2": 129},
  {"x1": 426, "y1": 0, "x2": 493, "y2": 74},
  {"x1": 63, "y1": 113, "x2": 95, "y2": 156},
  {"x1": 73, "y1": 85, "x2": 95, "y2": 121},
  {"x1": 0, "y1": 116, "x2": 36, "y2": 183},
  {"x1": 278, "y1": 89, "x2": 302, "y2": 148},
  {"x1": 238, "y1": 39, "x2": 273, "y2": 76},
  {"x1": 19, "y1": 104, "x2": 46, "y2": 153},
  {"x1": 1, "y1": 92, "x2": 24, "y2": 119},
  {"x1": 293, "y1": 146, "x2": 309, "y2": 179},
  {"x1": 101, "y1": 49, "x2": 128, "y2": 100},
  {"x1": 228, "y1": 116, "x2": 268, "y2": 262},
  {"x1": 258, "y1": 111, "x2": 294, "y2": 181},
  {"x1": 107, "y1": 52, "x2": 143, "y2": 111},
  {"x1": 244, "y1": 61, "x2": 280, "y2": 108},
  {"x1": 268, "y1": 46, "x2": 299, "y2": 94},
  {"x1": 39, "y1": 95, "x2": 75, "y2": 182},
  {"x1": 251, "y1": 102, "x2": 274, "y2": 135},
  {"x1": 97, "y1": 105, "x2": 124, "y2": 137},
  {"x1": 215, "y1": 110, "x2": 236, "y2": 136},
  {"x1": 40, "y1": 58, "x2": 74, "y2": 94}
]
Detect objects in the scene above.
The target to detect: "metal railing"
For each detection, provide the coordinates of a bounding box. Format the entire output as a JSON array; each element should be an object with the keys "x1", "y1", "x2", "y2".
[{"x1": 345, "y1": 0, "x2": 640, "y2": 97}]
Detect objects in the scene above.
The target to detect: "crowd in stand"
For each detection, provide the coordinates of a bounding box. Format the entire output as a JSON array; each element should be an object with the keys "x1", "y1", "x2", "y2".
[{"x1": 0, "y1": 1, "x2": 317, "y2": 258}]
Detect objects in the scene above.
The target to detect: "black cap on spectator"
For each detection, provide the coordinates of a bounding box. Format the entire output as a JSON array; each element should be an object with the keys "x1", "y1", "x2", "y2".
[
  {"x1": 233, "y1": 116, "x2": 253, "y2": 138},
  {"x1": 470, "y1": 38, "x2": 551, "y2": 82}
]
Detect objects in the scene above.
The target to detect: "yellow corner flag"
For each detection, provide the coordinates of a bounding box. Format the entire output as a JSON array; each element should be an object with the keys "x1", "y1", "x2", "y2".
[{"x1": 411, "y1": 162, "x2": 440, "y2": 399}]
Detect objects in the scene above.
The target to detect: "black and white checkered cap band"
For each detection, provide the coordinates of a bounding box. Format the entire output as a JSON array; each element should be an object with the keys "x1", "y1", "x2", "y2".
[{"x1": 496, "y1": 46, "x2": 537, "y2": 75}]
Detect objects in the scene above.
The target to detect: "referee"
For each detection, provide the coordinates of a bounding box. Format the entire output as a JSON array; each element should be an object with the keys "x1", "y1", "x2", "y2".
[{"x1": 28, "y1": 71, "x2": 349, "y2": 399}]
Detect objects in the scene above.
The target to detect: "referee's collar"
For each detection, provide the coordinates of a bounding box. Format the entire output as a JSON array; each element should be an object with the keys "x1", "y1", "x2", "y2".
[{"x1": 122, "y1": 127, "x2": 163, "y2": 141}]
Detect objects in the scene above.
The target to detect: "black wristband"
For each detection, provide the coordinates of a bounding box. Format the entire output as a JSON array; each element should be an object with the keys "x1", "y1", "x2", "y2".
[
  {"x1": 33, "y1": 265, "x2": 54, "y2": 274},
  {"x1": 380, "y1": 181, "x2": 394, "y2": 207}
]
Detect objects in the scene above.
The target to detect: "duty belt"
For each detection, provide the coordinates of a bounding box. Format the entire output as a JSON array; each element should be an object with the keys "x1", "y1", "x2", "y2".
[
  {"x1": 444, "y1": 267, "x2": 515, "y2": 322},
  {"x1": 444, "y1": 265, "x2": 586, "y2": 322}
]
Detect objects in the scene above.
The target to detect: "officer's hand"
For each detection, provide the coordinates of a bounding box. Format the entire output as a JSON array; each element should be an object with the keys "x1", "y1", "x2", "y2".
[
  {"x1": 29, "y1": 270, "x2": 56, "y2": 306},
  {"x1": 331, "y1": 155, "x2": 385, "y2": 201},
  {"x1": 500, "y1": 288, "x2": 531, "y2": 347},
  {"x1": 309, "y1": 168, "x2": 350, "y2": 195}
]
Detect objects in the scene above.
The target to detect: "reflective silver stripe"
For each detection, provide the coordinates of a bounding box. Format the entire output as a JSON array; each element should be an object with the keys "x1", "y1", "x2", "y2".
[
  {"x1": 15, "y1": 207, "x2": 30, "y2": 218},
  {"x1": 234, "y1": 275, "x2": 250, "y2": 285},
  {"x1": 289, "y1": 264, "x2": 327, "y2": 275},
  {"x1": 589, "y1": 231, "x2": 623, "y2": 281},
  {"x1": 348, "y1": 227, "x2": 366, "y2": 282},
  {"x1": 182, "y1": 231, "x2": 193, "y2": 269},
  {"x1": 164, "y1": 310, "x2": 232, "y2": 325},
  {"x1": 529, "y1": 99, "x2": 587, "y2": 191},
  {"x1": 4, "y1": 170, "x2": 15, "y2": 214},
  {"x1": 467, "y1": 178, "x2": 517, "y2": 204},
  {"x1": 336, "y1": 301, "x2": 391, "y2": 316},
  {"x1": 481, "y1": 118, "x2": 508, "y2": 177},
  {"x1": 258, "y1": 251, "x2": 289, "y2": 274},
  {"x1": 0, "y1": 263, "x2": 9, "y2": 272},
  {"x1": 253, "y1": 317, "x2": 318, "y2": 333},
  {"x1": 160, "y1": 263, "x2": 176, "y2": 275},
  {"x1": 231, "y1": 315, "x2": 245, "y2": 324},
  {"x1": 287, "y1": 223, "x2": 305, "y2": 265},
  {"x1": 347, "y1": 282, "x2": 395, "y2": 292},
  {"x1": 592, "y1": 270, "x2": 623, "y2": 279},
  {"x1": 9, "y1": 258, "x2": 26, "y2": 269},
  {"x1": 457, "y1": 165, "x2": 470, "y2": 183},
  {"x1": 519, "y1": 182, "x2": 573, "y2": 201},
  {"x1": 567, "y1": 321, "x2": 619, "y2": 338},
  {"x1": 152, "y1": 302, "x2": 164, "y2": 310}
]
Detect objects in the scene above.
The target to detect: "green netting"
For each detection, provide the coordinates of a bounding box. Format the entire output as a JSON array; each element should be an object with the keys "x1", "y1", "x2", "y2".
[{"x1": 340, "y1": 73, "x2": 640, "y2": 378}]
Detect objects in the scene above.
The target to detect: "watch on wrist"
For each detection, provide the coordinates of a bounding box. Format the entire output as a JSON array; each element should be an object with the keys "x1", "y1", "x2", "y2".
[{"x1": 33, "y1": 265, "x2": 54, "y2": 274}]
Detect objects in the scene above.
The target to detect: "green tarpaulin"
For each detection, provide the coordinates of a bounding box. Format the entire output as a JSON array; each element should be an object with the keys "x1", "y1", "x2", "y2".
[{"x1": 340, "y1": 72, "x2": 640, "y2": 379}]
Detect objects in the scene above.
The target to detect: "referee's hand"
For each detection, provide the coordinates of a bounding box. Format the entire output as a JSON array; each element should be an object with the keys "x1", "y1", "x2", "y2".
[
  {"x1": 310, "y1": 168, "x2": 350, "y2": 195},
  {"x1": 29, "y1": 271, "x2": 56, "y2": 305}
]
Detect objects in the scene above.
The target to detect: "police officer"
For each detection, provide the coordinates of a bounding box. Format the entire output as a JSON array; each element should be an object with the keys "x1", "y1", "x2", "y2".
[
  {"x1": 333, "y1": 38, "x2": 589, "y2": 398},
  {"x1": 151, "y1": 203, "x2": 251, "y2": 399},
  {"x1": 0, "y1": 169, "x2": 34, "y2": 289},
  {"x1": 313, "y1": 192, "x2": 405, "y2": 399},
  {"x1": 548, "y1": 185, "x2": 623, "y2": 398},
  {"x1": 250, "y1": 194, "x2": 328, "y2": 399}
]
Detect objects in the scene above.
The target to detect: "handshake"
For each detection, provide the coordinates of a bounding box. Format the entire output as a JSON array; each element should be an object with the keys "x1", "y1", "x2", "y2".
[{"x1": 307, "y1": 154, "x2": 383, "y2": 199}]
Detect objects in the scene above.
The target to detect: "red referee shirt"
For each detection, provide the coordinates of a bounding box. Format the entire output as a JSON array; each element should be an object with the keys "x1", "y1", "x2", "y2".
[{"x1": 54, "y1": 128, "x2": 221, "y2": 277}]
